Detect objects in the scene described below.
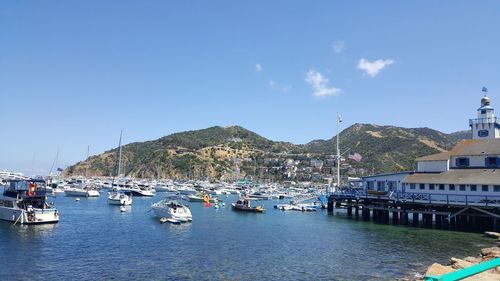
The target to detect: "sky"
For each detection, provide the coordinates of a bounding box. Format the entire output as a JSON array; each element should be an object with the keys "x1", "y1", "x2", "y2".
[{"x1": 1, "y1": 1, "x2": 500, "y2": 175}]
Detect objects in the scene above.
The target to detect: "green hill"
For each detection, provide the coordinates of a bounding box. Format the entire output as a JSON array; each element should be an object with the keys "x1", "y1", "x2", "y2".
[{"x1": 65, "y1": 124, "x2": 469, "y2": 179}]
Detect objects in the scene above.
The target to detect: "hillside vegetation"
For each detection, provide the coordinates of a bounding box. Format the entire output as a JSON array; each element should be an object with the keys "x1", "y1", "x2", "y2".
[{"x1": 65, "y1": 124, "x2": 468, "y2": 180}]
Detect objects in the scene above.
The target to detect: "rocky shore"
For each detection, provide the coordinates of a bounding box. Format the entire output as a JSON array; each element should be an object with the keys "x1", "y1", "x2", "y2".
[{"x1": 417, "y1": 232, "x2": 500, "y2": 280}]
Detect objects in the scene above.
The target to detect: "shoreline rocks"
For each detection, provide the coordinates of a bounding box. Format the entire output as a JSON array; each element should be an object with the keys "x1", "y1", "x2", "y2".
[{"x1": 417, "y1": 232, "x2": 500, "y2": 280}]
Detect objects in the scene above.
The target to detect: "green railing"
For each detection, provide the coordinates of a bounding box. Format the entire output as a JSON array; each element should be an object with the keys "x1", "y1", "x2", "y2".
[{"x1": 425, "y1": 258, "x2": 500, "y2": 281}]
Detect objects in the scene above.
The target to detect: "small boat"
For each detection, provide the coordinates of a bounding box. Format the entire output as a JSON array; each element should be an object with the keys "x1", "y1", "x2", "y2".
[
  {"x1": 108, "y1": 190, "x2": 132, "y2": 206},
  {"x1": 154, "y1": 184, "x2": 174, "y2": 192},
  {"x1": 274, "y1": 204, "x2": 317, "y2": 212},
  {"x1": 151, "y1": 200, "x2": 192, "y2": 222},
  {"x1": 232, "y1": 197, "x2": 265, "y2": 213},
  {"x1": 188, "y1": 193, "x2": 218, "y2": 203},
  {"x1": 248, "y1": 192, "x2": 272, "y2": 200}
]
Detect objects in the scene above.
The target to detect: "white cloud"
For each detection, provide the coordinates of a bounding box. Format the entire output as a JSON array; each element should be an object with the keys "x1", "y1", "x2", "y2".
[
  {"x1": 357, "y1": 58, "x2": 394, "y2": 77},
  {"x1": 305, "y1": 70, "x2": 341, "y2": 97},
  {"x1": 255, "y1": 63, "x2": 262, "y2": 72},
  {"x1": 333, "y1": 40, "x2": 345, "y2": 54}
]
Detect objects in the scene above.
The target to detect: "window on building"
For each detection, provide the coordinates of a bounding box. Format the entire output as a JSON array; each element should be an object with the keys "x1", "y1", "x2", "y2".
[
  {"x1": 449, "y1": 184, "x2": 455, "y2": 191},
  {"x1": 460, "y1": 184, "x2": 466, "y2": 191},
  {"x1": 494, "y1": 185, "x2": 500, "y2": 192},
  {"x1": 377, "y1": 181, "x2": 385, "y2": 190},
  {"x1": 419, "y1": 184, "x2": 425, "y2": 190},
  {"x1": 429, "y1": 184, "x2": 435, "y2": 190},
  {"x1": 439, "y1": 184, "x2": 445, "y2": 190},
  {"x1": 470, "y1": 185, "x2": 477, "y2": 191},
  {"x1": 367, "y1": 181, "x2": 374, "y2": 189},
  {"x1": 387, "y1": 181, "x2": 397, "y2": 190},
  {"x1": 482, "y1": 185, "x2": 489, "y2": 192},
  {"x1": 410, "y1": 183, "x2": 416, "y2": 190},
  {"x1": 481, "y1": 110, "x2": 487, "y2": 114},
  {"x1": 455, "y1": 157, "x2": 470, "y2": 168},
  {"x1": 486, "y1": 157, "x2": 499, "y2": 168}
]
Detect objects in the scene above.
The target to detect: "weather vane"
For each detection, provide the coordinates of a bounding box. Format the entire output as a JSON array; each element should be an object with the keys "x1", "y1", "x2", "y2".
[{"x1": 482, "y1": 86, "x2": 488, "y2": 93}]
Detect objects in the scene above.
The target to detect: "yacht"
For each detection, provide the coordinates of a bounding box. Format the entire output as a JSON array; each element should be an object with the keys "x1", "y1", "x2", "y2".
[
  {"x1": 151, "y1": 199, "x2": 192, "y2": 223},
  {"x1": 0, "y1": 179, "x2": 59, "y2": 224},
  {"x1": 64, "y1": 179, "x2": 100, "y2": 197},
  {"x1": 120, "y1": 186, "x2": 155, "y2": 197},
  {"x1": 64, "y1": 186, "x2": 100, "y2": 197},
  {"x1": 154, "y1": 183, "x2": 175, "y2": 192}
]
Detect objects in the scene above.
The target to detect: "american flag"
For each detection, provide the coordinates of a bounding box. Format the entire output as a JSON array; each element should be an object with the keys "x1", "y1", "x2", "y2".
[{"x1": 348, "y1": 150, "x2": 362, "y2": 162}]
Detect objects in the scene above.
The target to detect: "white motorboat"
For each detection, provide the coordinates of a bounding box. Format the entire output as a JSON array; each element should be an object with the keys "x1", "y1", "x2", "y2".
[
  {"x1": 154, "y1": 183, "x2": 175, "y2": 192},
  {"x1": 0, "y1": 179, "x2": 59, "y2": 224},
  {"x1": 108, "y1": 190, "x2": 132, "y2": 205},
  {"x1": 86, "y1": 188, "x2": 100, "y2": 197},
  {"x1": 65, "y1": 187, "x2": 99, "y2": 197},
  {"x1": 120, "y1": 186, "x2": 155, "y2": 197},
  {"x1": 151, "y1": 200, "x2": 192, "y2": 223}
]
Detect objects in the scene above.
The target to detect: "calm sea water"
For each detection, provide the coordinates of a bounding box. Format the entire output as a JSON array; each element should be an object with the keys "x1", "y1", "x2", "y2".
[{"x1": 0, "y1": 193, "x2": 492, "y2": 281}]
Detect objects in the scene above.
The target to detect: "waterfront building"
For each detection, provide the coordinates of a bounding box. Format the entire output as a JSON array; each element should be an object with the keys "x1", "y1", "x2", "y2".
[
  {"x1": 362, "y1": 91, "x2": 500, "y2": 205},
  {"x1": 329, "y1": 91, "x2": 500, "y2": 231}
]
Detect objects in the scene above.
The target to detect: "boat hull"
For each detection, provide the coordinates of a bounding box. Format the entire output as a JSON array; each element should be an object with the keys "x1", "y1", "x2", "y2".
[
  {"x1": 231, "y1": 204, "x2": 264, "y2": 213},
  {"x1": 0, "y1": 206, "x2": 59, "y2": 224},
  {"x1": 120, "y1": 188, "x2": 155, "y2": 197},
  {"x1": 107, "y1": 196, "x2": 132, "y2": 206}
]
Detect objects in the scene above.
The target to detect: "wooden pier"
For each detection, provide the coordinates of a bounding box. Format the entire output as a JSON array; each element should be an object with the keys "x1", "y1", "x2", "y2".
[{"x1": 327, "y1": 191, "x2": 500, "y2": 232}]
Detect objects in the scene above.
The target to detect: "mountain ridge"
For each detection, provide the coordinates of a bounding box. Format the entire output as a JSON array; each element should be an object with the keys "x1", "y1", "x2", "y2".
[{"x1": 65, "y1": 124, "x2": 470, "y2": 180}]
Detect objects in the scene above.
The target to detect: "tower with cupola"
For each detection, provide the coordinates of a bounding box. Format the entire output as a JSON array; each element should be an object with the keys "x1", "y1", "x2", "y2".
[{"x1": 469, "y1": 87, "x2": 500, "y2": 139}]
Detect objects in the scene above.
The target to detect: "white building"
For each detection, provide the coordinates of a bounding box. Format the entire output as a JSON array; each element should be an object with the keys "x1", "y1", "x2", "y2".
[{"x1": 363, "y1": 91, "x2": 500, "y2": 203}]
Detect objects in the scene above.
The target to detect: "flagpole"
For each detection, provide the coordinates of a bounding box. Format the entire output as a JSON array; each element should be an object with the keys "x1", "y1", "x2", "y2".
[{"x1": 336, "y1": 114, "x2": 341, "y2": 192}]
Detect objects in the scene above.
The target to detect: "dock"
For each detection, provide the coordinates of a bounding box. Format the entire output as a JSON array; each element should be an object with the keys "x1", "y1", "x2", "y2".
[{"x1": 327, "y1": 189, "x2": 500, "y2": 232}]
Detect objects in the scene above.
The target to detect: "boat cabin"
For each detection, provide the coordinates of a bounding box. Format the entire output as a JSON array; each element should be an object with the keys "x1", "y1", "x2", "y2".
[{"x1": 4, "y1": 179, "x2": 48, "y2": 199}]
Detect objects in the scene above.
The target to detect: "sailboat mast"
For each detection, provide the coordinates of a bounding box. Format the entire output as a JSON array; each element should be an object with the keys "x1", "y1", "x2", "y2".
[
  {"x1": 117, "y1": 130, "x2": 123, "y2": 177},
  {"x1": 85, "y1": 145, "x2": 90, "y2": 177}
]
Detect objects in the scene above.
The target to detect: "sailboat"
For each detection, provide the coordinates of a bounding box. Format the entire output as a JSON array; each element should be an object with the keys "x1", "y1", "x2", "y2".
[{"x1": 108, "y1": 130, "x2": 132, "y2": 206}]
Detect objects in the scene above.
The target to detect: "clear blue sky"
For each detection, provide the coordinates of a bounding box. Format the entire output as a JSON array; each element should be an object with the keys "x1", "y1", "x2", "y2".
[{"x1": 1, "y1": 1, "x2": 500, "y2": 175}]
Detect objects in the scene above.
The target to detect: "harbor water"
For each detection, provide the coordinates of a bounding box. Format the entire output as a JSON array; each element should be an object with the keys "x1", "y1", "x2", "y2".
[{"x1": 0, "y1": 194, "x2": 492, "y2": 280}]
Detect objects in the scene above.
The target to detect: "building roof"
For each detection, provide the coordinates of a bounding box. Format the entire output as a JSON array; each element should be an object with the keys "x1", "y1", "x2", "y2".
[
  {"x1": 403, "y1": 169, "x2": 500, "y2": 185},
  {"x1": 416, "y1": 151, "x2": 451, "y2": 161},
  {"x1": 449, "y1": 139, "x2": 500, "y2": 156}
]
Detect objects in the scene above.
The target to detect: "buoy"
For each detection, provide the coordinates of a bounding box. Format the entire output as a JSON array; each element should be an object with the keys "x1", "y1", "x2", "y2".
[
  {"x1": 120, "y1": 207, "x2": 126, "y2": 212},
  {"x1": 75, "y1": 198, "x2": 80, "y2": 202},
  {"x1": 222, "y1": 203, "x2": 226, "y2": 207}
]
